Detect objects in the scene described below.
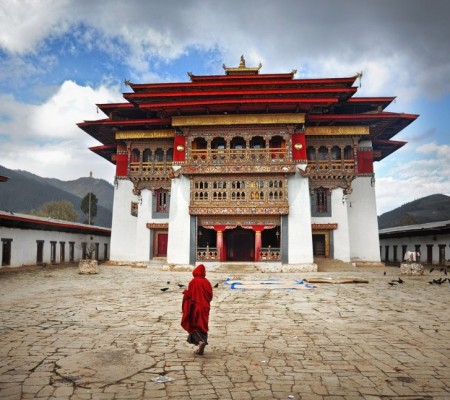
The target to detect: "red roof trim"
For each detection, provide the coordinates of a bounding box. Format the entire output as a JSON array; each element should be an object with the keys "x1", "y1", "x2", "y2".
[
  {"x1": 78, "y1": 118, "x2": 171, "y2": 127},
  {"x1": 129, "y1": 77, "x2": 358, "y2": 91},
  {"x1": 348, "y1": 97, "x2": 396, "y2": 103},
  {"x1": 140, "y1": 97, "x2": 339, "y2": 109},
  {"x1": 308, "y1": 112, "x2": 418, "y2": 121},
  {"x1": 125, "y1": 87, "x2": 357, "y2": 99}
]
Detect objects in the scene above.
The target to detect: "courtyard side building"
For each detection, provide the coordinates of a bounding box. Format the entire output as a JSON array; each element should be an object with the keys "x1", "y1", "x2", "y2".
[{"x1": 78, "y1": 58, "x2": 417, "y2": 270}]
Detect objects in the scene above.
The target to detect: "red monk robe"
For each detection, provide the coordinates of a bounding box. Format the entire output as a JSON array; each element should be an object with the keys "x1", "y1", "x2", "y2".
[{"x1": 181, "y1": 264, "x2": 213, "y2": 355}]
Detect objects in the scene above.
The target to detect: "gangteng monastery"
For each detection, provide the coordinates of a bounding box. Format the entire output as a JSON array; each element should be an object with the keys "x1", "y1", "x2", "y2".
[{"x1": 78, "y1": 57, "x2": 418, "y2": 270}]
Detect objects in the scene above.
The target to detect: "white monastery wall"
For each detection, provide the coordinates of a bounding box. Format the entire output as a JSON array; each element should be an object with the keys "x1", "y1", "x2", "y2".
[
  {"x1": 311, "y1": 187, "x2": 351, "y2": 262},
  {"x1": 0, "y1": 226, "x2": 109, "y2": 268},
  {"x1": 134, "y1": 189, "x2": 153, "y2": 261},
  {"x1": 379, "y1": 234, "x2": 450, "y2": 265},
  {"x1": 167, "y1": 175, "x2": 191, "y2": 265},
  {"x1": 347, "y1": 176, "x2": 381, "y2": 262},
  {"x1": 110, "y1": 179, "x2": 139, "y2": 261},
  {"x1": 287, "y1": 172, "x2": 313, "y2": 263}
]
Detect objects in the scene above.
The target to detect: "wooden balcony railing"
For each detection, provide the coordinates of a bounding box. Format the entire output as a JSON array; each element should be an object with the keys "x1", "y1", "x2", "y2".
[
  {"x1": 308, "y1": 159, "x2": 355, "y2": 174},
  {"x1": 129, "y1": 162, "x2": 172, "y2": 177},
  {"x1": 197, "y1": 247, "x2": 219, "y2": 261},
  {"x1": 191, "y1": 148, "x2": 288, "y2": 165}
]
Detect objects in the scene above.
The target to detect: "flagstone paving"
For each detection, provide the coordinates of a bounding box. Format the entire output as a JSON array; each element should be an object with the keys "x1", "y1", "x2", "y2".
[{"x1": 0, "y1": 263, "x2": 449, "y2": 399}]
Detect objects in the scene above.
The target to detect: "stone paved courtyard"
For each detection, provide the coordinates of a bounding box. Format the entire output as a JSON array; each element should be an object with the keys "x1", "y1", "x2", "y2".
[{"x1": 0, "y1": 263, "x2": 449, "y2": 399}]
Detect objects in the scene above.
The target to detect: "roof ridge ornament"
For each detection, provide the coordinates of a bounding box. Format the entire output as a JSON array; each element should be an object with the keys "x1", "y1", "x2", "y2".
[
  {"x1": 222, "y1": 55, "x2": 262, "y2": 75},
  {"x1": 355, "y1": 71, "x2": 363, "y2": 88}
]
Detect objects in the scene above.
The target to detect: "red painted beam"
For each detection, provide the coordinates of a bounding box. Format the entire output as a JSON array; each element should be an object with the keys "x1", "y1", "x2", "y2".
[
  {"x1": 124, "y1": 87, "x2": 357, "y2": 100},
  {"x1": 140, "y1": 97, "x2": 339, "y2": 109}
]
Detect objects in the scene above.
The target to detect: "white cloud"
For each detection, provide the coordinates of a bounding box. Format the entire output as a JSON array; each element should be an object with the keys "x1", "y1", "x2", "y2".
[
  {"x1": 0, "y1": 80, "x2": 122, "y2": 181},
  {"x1": 375, "y1": 142, "x2": 450, "y2": 214}
]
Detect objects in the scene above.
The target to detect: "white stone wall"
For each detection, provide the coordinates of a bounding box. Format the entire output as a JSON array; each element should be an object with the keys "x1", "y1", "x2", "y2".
[
  {"x1": 167, "y1": 175, "x2": 191, "y2": 265},
  {"x1": 379, "y1": 234, "x2": 450, "y2": 265},
  {"x1": 110, "y1": 179, "x2": 138, "y2": 261},
  {"x1": 347, "y1": 176, "x2": 381, "y2": 262},
  {"x1": 287, "y1": 172, "x2": 314, "y2": 263},
  {"x1": 0, "y1": 227, "x2": 109, "y2": 268},
  {"x1": 311, "y1": 187, "x2": 351, "y2": 262}
]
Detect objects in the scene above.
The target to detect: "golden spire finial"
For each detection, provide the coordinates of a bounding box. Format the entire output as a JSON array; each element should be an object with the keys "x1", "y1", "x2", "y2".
[{"x1": 239, "y1": 55, "x2": 246, "y2": 68}]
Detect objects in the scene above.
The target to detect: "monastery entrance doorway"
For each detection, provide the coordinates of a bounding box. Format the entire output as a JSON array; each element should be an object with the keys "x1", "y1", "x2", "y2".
[
  {"x1": 225, "y1": 227, "x2": 254, "y2": 261},
  {"x1": 154, "y1": 231, "x2": 168, "y2": 257},
  {"x1": 312, "y1": 234, "x2": 326, "y2": 257}
]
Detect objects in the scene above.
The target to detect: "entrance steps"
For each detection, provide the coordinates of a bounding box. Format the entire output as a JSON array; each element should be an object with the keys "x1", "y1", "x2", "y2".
[
  {"x1": 212, "y1": 262, "x2": 259, "y2": 274},
  {"x1": 314, "y1": 258, "x2": 358, "y2": 272}
]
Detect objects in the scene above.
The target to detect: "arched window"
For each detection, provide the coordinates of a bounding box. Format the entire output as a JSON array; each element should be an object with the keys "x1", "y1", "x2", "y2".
[
  {"x1": 344, "y1": 145, "x2": 353, "y2": 160},
  {"x1": 143, "y1": 149, "x2": 152, "y2": 162},
  {"x1": 250, "y1": 136, "x2": 265, "y2": 149},
  {"x1": 331, "y1": 146, "x2": 341, "y2": 160},
  {"x1": 269, "y1": 135, "x2": 286, "y2": 159},
  {"x1": 155, "y1": 148, "x2": 164, "y2": 162},
  {"x1": 211, "y1": 137, "x2": 226, "y2": 150},
  {"x1": 166, "y1": 148, "x2": 173, "y2": 162},
  {"x1": 318, "y1": 146, "x2": 328, "y2": 160},
  {"x1": 231, "y1": 136, "x2": 246, "y2": 149},
  {"x1": 307, "y1": 146, "x2": 316, "y2": 160},
  {"x1": 131, "y1": 149, "x2": 140, "y2": 163}
]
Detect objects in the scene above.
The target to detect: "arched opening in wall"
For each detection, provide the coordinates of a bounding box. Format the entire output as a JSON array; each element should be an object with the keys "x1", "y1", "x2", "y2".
[
  {"x1": 143, "y1": 149, "x2": 153, "y2": 162},
  {"x1": 307, "y1": 146, "x2": 316, "y2": 160},
  {"x1": 192, "y1": 137, "x2": 207, "y2": 159},
  {"x1": 166, "y1": 148, "x2": 173, "y2": 162},
  {"x1": 344, "y1": 145, "x2": 353, "y2": 160},
  {"x1": 269, "y1": 135, "x2": 286, "y2": 160},
  {"x1": 331, "y1": 146, "x2": 341, "y2": 160},
  {"x1": 155, "y1": 148, "x2": 164, "y2": 162},
  {"x1": 318, "y1": 146, "x2": 328, "y2": 160},
  {"x1": 211, "y1": 137, "x2": 226, "y2": 160},
  {"x1": 250, "y1": 136, "x2": 265, "y2": 149},
  {"x1": 231, "y1": 136, "x2": 246, "y2": 160},
  {"x1": 131, "y1": 149, "x2": 140, "y2": 163},
  {"x1": 225, "y1": 227, "x2": 254, "y2": 261}
]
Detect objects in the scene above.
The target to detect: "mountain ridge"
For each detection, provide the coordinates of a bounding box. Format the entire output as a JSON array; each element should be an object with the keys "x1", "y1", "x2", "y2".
[{"x1": 0, "y1": 165, "x2": 113, "y2": 227}]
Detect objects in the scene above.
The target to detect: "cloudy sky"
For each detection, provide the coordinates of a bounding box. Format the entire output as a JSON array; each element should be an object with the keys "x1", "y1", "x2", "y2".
[{"x1": 1, "y1": 0, "x2": 449, "y2": 214}]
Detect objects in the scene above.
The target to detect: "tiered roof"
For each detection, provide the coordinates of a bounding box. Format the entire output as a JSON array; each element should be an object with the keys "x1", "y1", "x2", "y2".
[{"x1": 78, "y1": 57, "x2": 418, "y2": 163}]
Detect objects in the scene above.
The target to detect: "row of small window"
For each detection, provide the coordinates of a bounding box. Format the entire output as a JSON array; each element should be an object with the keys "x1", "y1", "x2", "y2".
[
  {"x1": 307, "y1": 145, "x2": 353, "y2": 161},
  {"x1": 193, "y1": 191, "x2": 284, "y2": 201},
  {"x1": 130, "y1": 148, "x2": 173, "y2": 163},
  {"x1": 192, "y1": 135, "x2": 285, "y2": 150},
  {"x1": 194, "y1": 180, "x2": 284, "y2": 190}
]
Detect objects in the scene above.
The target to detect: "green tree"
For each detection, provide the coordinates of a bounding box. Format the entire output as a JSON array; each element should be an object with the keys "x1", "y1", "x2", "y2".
[
  {"x1": 29, "y1": 200, "x2": 79, "y2": 222},
  {"x1": 80, "y1": 192, "x2": 98, "y2": 225}
]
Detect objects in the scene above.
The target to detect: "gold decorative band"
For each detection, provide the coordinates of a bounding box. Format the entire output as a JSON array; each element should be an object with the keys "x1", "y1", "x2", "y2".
[
  {"x1": 306, "y1": 126, "x2": 369, "y2": 135},
  {"x1": 116, "y1": 130, "x2": 175, "y2": 139},
  {"x1": 172, "y1": 113, "x2": 305, "y2": 127}
]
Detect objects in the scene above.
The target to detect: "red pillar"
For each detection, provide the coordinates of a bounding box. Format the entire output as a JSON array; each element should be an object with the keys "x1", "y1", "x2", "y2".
[
  {"x1": 254, "y1": 230, "x2": 262, "y2": 262},
  {"x1": 216, "y1": 230, "x2": 224, "y2": 261}
]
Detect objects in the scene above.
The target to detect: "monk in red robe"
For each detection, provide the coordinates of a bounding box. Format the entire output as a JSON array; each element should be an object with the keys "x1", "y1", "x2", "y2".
[{"x1": 181, "y1": 264, "x2": 213, "y2": 355}]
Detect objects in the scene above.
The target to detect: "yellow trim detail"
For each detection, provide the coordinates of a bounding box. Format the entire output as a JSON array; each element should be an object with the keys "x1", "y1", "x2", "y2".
[{"x1": 172, "y1": 113, "x2": 305, "y2": 127}]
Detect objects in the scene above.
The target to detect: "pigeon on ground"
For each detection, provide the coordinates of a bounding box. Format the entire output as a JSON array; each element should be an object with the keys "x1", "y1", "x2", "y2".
[
  {"x1": 160, "y1": 288, "x2": 169, "y2": 292},
  {"x1": 214, "y1": 282, "x2": 219, "y2": 288},
  {"x1": 177, "y1": 283, "x2": 185, "y2": 288}
]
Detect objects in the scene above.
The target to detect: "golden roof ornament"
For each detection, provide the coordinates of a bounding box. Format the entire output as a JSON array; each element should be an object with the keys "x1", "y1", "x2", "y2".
[{"x1": 222, "y1": 55, "x2": 262, "y2": 75}]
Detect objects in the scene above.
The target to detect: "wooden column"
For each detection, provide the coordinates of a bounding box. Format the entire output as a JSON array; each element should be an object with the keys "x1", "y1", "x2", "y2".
[
  {"x1": 216, "y1": 230, "x2": 224, "y2": 261},
  {"x1": 254, "y1": 230, "x2": 262, "y2": 262}
]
